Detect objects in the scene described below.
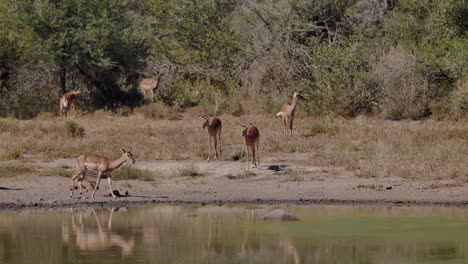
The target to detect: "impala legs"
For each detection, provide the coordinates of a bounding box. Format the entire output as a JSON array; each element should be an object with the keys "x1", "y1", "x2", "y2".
[
  {"x1": 214, "y1": 136, "x2": 218, "y2": 159},
  {"x1": 218, "y1": 128, "x2": 222, "y2": 156},
  {"x1": 70, "y1": 170, "x2": 85, "y2": 199},
  {"x1": 207, "y1": 136, "x2": 212, "y2": 162},
  {"x1": 256, "y1": 138, "x2": 260, "y2": 167},
  {"x1": 208, "y1": 135, "x2": 220, "y2": 161},
  {"x1": 107, "y1": 177, "x2": 116, "y2": 198},
  {"x1": 71, "y1": 103, "x2": 77, "y2": 119},
  {"x1": 251, "y1": 146, "x2": 256, "y2": 168},
  {"x1": 283, "y1": 117, "x2": 288, "y2": 136},
  {"x1": 289, "y1": 118, "x2": 294, "y2": 137},
  {"x1": 91, "y1": 172, "x2": 117, "y2": 199},
  {"x1": 244, "y1": 144, "x2": 248, "y2": 170}
]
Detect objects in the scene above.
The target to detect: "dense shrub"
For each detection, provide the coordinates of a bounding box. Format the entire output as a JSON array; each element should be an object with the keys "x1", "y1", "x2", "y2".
[{"x1": 0, "y1": 0, "x2": 466, "y2": 120}]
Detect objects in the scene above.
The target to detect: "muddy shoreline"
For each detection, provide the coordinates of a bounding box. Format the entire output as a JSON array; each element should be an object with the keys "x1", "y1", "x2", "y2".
[
  {"x1": 2, "y1": 198, "x2": 468, "y2": 212},
  {"x1": 1, "y1": 157, "x2": 468, "y2": 211}
]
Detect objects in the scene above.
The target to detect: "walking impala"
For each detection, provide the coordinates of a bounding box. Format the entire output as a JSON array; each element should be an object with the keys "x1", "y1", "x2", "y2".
[
  {"x1": 139, "y1": 71, "x2": 164, "y2": 100},
  {"x1": 276, "y1": 91, "x2": 305, "y2": 137},
  {"x1": 70, "y1": 148, "x2": 135, "y2": 199},
  {"x1": 60, "y1": 90, "x2": 81, "y2": 121},
  {"x1": 201, "y1": 116, "x2": 222, "y2": 161},
  {"x1": 236, "y1": 123, "x2": 260, "y2": 170},
  {"x1": 66, "y1": 208, "x2": 135, "y2": 256}
]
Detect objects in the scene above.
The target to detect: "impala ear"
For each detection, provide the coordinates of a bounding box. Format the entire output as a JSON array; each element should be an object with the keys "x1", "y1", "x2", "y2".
[{"x1": 120, "y1": 148, "x2": 126, "y2": 153}]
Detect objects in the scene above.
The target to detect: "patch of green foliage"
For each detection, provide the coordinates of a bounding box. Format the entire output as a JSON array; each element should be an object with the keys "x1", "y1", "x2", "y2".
[
  {"x1": 1, "y1": 148, "x2": 23, "y2": 160},
  {"x1": 0, "y1": 164, "x2": 37, "y2": 177},
  {"x1": 0, "y1": 0, "x2": 466, "y2": 119},
  {"x1": 65, "y1": 121, "x2": 85, "y2": 138},
  {"x1": 113, "y1": 167, "x2": 154, "y2": 181}
]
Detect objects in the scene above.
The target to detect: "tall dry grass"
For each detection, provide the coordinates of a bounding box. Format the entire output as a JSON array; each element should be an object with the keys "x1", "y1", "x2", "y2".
[{"x1": 0, "y1": 109, "x2": 467, "y2": 180}]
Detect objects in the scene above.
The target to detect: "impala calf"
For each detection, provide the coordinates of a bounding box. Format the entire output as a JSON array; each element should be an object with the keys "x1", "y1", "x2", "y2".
[
  {"x1": 236, "y1": 123, "x2": 260, "y2": 170},
  {"x1": 60, "y1": 90, "x2": 81, "y2": 121},
  {"x1": 70, "y1": 148, "x2": 135, "y2": 199},
  {"x1": 201, "y1": 116, "x2": 222, "y2": 161},
  {"x1": 276, "y1": 91, "x2": 305, "y2": 137},
  {"x1": 139, "y1": 72, "x2": 164, "y2": 100}
]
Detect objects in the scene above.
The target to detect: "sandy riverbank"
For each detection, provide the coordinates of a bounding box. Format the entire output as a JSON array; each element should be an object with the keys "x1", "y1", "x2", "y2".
[{"x1": 1, "y1": 154, "x2": 467, "y2": 210}]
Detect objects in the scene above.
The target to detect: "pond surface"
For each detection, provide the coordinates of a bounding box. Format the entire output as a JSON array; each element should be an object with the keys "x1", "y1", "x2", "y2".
[{"x1": 0, "y1": 205, "x2": 468, "y2": 264}]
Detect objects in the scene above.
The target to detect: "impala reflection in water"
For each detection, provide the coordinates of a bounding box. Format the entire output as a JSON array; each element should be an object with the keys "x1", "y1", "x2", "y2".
[
  {"x1": 1, "y1": 205, "x2": 468, "y2": 263},
  {"x1": 62, "y1": 208, "x2": 135, "y2": 256}
]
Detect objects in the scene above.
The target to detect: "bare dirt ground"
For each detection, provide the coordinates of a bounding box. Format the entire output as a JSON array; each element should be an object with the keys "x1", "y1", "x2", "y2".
[{"x1": 1, "y1": 153, "x2": 468, "y2": 210}]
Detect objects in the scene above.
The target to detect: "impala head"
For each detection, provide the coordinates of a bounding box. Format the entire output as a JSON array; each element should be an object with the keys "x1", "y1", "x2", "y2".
[
  {"x1": 201, "y1": 115, "x2": 211, "y2": 129},
  {"x1": 157, "y1": 71, "x2": 165, "y2": 79},
  {"x1": 236, "y1": 123, "x2": 248, "y2": 136},
  {"x1": 70, "y1": 90, "x2": 81, "y2": 96},
  {"x1": 120, "y1": 148, "x2": 135, "y2": 164},
  {"x1": 293, "y1": 91, "x2": 305, "y2": 100}
]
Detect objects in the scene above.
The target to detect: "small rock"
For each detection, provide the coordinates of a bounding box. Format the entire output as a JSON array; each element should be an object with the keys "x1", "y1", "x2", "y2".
[
  {"x1": 386, "y1": 186, "x2": 393, "y2": 190},
  {"x1": 262, "y1": 209, "x2": 300, "y2": 221}
]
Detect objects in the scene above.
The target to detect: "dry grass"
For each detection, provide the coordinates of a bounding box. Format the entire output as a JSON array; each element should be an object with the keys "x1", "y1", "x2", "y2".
[
  {"x1": 1, "y1": 148, "x2": 23, "y2": 160},
  {"x1": 177, "y1": 163, "x2": 204, "y2": 177},
  {"x1": 225, "y1": 170, "x2": 256, "y2": 180},
  {"x1": 0, "y1": 110, "x2": 467, "y2": 180},
  {"x1": 38, "y1": 166, "x2": 74, "y2": 177},
  {"x1": 0, "y1": 164, "x2": 37, "y2": 177}
]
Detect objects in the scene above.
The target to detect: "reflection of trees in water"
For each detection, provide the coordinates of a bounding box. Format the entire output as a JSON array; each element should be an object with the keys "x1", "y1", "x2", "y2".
[{"x1": 63, "y1": 208, "x2": 135, "y2": 256}]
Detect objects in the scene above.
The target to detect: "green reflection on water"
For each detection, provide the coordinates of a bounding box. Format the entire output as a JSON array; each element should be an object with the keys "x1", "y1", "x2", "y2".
[{"x1": 0, "y1": 205, "x2": 467, "y2": 264}]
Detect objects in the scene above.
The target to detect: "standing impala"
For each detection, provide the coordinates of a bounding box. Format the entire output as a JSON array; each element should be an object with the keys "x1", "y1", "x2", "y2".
[
  {"x1": 70, "y1": 148, "x2": 135, "y2": 199},
  {"x1": 236, "y1": 123, "x2": 260, "y2": 170},
  {"x1": 276, "y1": 91, "x2": 305, "y2": 137},
  {"x1": 201, "y1": 116, "x2": 222, "y2": 161},
  {"x1": 139, "y1": 71, "x2": 164, "y2": 100},
  {"x1": 60, "y1": 90, "x2": 81, "y2": 121}
]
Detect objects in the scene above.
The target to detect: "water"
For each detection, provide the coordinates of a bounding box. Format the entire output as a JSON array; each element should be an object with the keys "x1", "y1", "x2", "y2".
[{"x1": 0, "y1": 205, "x2": 468, "y2": 264}]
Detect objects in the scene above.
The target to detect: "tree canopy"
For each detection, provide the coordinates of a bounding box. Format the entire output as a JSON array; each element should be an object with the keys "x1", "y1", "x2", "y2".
[{"x1": 0, "y1": 0, "x2": 467, "y2": 119}]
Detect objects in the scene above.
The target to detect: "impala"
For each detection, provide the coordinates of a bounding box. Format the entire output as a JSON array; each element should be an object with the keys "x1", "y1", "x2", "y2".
[
  {"x1": 66, "y1": 208, "x2": 134, "y2": 256},
  {"x1": 70, "y1": 148, "x2": 135, "y2": 199},
  {"x1": 139, "y1": 71, "x2": 164, "y2": 100},
  {"x1": 236, "y1": 123, "x2": 260, "y2": 169},
  {"x1": 276, "y1": 91, "x2": 305, "y2": 137},
  {"x1": 201, "y1": 115, "x2": 222, "y2": 161},
  {"x1": 60, "y1": 90, "x2": 81, "y2": 121}
]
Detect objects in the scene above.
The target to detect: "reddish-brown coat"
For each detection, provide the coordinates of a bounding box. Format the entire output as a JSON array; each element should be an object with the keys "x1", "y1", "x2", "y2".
[
  {"x1": 70, "y1": 148, "x2": 135, "y2": 199},
  {"x1": 239, "y1": 124, "x2": 260, "y2": 169},
  {"x1": 139, "y1": 73, "x2": 164, "y2": 100},
  {"x1": 202, "y1": 117, "x2": 222, "y2": 161},
  {"x1": 60, "y1": 90, "x2": 81, "y2": 121},
  {"x1": 276, "y1": 92, "x2": 305, "y2": 137}
]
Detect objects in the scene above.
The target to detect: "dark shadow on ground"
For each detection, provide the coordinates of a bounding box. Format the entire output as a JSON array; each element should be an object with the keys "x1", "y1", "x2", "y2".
[
  {"x1": 0, "y1": 187, "x2": 23, "y2": 190},
  {"x1": 267, "y1": 165, "x2": 288, "y2": 172}
]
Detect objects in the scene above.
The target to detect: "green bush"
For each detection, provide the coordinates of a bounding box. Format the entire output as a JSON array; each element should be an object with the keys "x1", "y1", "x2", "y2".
[
  {"x1": 0, "y1": 164, "x2": 37, "y2": 177},
  {"x1": 64, "y1": 121, "x2": 85, "y2": 138},
  {"x1": 1, "y1": 148, "x2": 23, "y2": 160},
  {"x1": 113, "y1": 167, "x2": 154, "y2": 181}
]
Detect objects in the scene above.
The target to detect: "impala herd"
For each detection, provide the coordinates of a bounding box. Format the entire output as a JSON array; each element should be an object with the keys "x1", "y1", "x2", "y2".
[{"x1": 60, "y1": 86, "x2": 305, "y2": 199}]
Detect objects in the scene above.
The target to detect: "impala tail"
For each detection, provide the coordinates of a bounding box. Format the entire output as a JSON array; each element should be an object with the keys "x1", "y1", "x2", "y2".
[{"x1": 276, "y1": 112, "x2": 283, "y2": 117}]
